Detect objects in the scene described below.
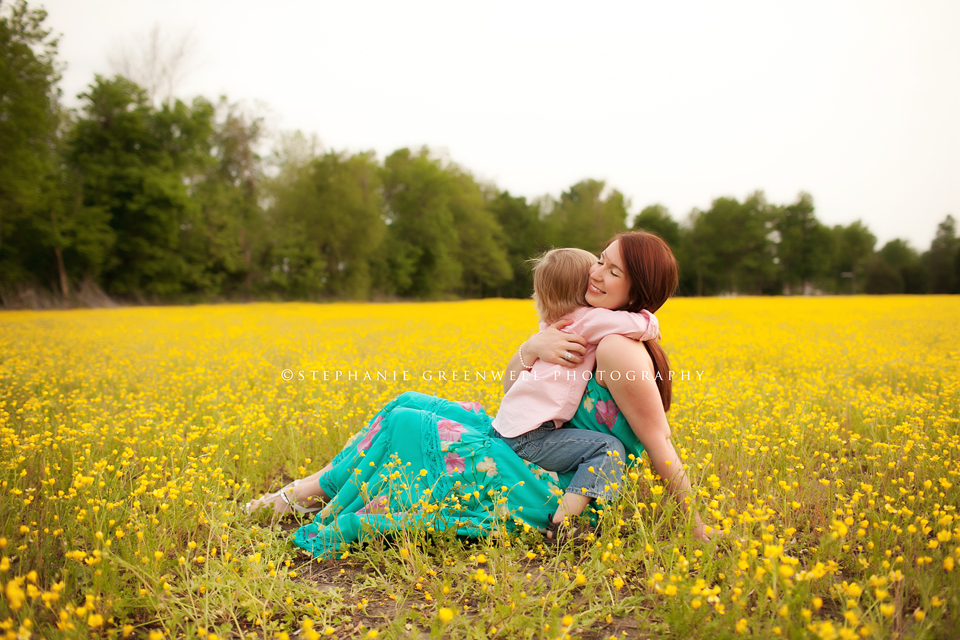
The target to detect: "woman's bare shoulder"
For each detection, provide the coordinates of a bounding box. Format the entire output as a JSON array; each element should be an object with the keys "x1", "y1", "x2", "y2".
[{"x1": 595, "y1": 334, "x2": 655, "y2": 387}]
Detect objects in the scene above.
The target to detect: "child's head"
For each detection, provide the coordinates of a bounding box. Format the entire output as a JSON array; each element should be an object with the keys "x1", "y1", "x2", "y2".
[{"x1": 531, "y1": 248, "x2": 597, "y2": 322}]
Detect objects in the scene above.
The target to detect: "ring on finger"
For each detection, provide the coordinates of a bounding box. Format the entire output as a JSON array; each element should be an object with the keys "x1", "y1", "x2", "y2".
[{"x1": 563, "y1": 351, "x2": 573, "y2": 361}]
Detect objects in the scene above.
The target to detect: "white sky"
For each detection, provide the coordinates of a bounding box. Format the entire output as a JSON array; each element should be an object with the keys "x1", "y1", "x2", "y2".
[{"x1": 41, "y1": 0, "x2": 960, "y2": 252}]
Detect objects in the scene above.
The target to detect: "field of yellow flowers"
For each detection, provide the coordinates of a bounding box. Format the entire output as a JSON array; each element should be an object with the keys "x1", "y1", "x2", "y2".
[{"x1": 1, "y1": 297, "x2": 958, "y2": 639}]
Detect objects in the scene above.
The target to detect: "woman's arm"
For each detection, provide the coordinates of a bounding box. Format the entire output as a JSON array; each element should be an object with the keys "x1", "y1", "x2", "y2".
[
  {"x1": 595, "y1": 334, "x2": 714, "y2": 542},
  {"x1": 502, "y1": 352, "x2": 528, "y2": 394},
  {"x1": 501, "y1": 320, "x2": 590, "y2": 394}
]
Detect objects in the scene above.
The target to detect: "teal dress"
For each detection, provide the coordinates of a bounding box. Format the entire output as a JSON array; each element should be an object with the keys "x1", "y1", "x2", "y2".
[{"x1": 292, "y1": 379, "x2": 644, "y2": 557}]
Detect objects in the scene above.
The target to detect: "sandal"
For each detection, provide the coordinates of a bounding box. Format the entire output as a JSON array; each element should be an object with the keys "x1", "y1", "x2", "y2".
[{"x1": 244, "y1": 480, "x2": 324, "y2": 516}]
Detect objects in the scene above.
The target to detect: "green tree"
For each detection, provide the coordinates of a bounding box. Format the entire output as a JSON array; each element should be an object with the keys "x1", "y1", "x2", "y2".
[
  {"x1": 543, "y1": 179, "x2": 629, "y2": 253},
  {"x1": 487, "y1": 191, "x2": 547, "y2": 298},
  {"x1": 689, "y1": 192, "x2": 776, "y2": 295},
  {"x1": 0, "y1": 0, "x2": 60, "y2": 288},
  {"x1": 31, "y1": 150, "x2": 116, "y2": 296},
  {"x1": 926, "y1": 215, "x2": 958, "y2": 294},
  {"x1": 267, "y1": 148, "x2": 385, "y2": 298},
  {"x1": 878, "y1": 239, "x2": 928, "y2": 294},
  {"x1": 447, "y1": 170, "x2": 512, "y2": 298},
  {"x1": 774, "y1": 192, "x2": 832, "y2": 294},
  {"x1": 196, "y1": 98, "x2": 265, "y2": 298},
  {"x1": 379, "y1": 148, "x2": 462, "y2": 298},
  {"x1": 864, "y1": 257, "x2": 903, "y2": 294},
  {"x1": 631, "y1": 203, "x2": 699, "y2": 296},
  {"x1": 829, "y1": 221, "x2": 876, "y2": 294},
  {"x1": 68, "y1": 75, "x2": 215, "y2": 299},
  {"x1": 631, "y1": 204, "x2": 680, "y2": 248}
]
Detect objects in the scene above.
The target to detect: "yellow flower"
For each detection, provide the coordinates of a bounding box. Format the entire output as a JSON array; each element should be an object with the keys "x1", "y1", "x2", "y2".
[
  {"x1": 5, "y1": 579, "x2": 25, "y2": 611},
  {"x1": 438, "y1": 608, "x2": 454, "y2": 623}
]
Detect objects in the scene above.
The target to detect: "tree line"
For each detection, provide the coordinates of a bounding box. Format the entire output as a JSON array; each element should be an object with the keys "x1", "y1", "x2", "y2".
[{"x1": 2, "y1": 1, "x2": 959, "y2": 308}]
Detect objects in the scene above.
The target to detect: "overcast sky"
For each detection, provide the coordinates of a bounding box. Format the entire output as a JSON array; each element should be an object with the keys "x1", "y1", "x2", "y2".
[{"x1": 41, "y1": 0, "x2": 960, "y2": 251}]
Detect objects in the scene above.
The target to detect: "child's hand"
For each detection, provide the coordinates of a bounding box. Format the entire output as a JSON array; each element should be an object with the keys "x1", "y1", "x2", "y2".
[{"x1": 529, "y1": 319, "x2": 588, "y2": 367}]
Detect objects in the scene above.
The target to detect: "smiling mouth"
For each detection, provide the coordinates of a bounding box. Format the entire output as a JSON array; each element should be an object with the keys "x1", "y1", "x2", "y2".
[{"x1": 589, "y1": 282, "x2": 605, "y2": 294}]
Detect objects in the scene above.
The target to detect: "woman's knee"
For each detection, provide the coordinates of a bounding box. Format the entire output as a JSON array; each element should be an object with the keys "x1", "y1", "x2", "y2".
[{"x1": 395, "y1": 391, "x2": 420, "y2": 405}]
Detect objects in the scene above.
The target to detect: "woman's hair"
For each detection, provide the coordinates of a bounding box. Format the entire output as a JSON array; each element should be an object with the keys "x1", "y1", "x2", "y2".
[
  {"x1": 530, "y1": 248, "x2": 597, "y2": 323},
  {"x1": 604, "y1": 231, "x2": 679, "y2": 412}
]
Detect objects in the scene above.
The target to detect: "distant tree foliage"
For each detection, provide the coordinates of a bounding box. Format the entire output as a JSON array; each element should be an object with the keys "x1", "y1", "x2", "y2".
[
  {"x1": 0, "y1": 0, "x2": 61, "y2": 286},
  {"x1": 544, "y1": 179, "x2": 629, "y2": 254},
  {"x1": 927, "y1": 215, "x2": 959, "y2": 294},
  {"x1": 632, "y1": 204, "x2": 680, "y2": 247},
  {"x1": 67, "y1": 75, "x2": 215, "y2": 297},
  {"x1": 1, "y1": 1, "x2": 955, "y2": 306}
]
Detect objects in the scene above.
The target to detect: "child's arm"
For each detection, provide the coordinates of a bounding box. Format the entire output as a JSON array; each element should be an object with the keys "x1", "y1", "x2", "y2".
[
  {"x1": 502, "y1": 319, "x2": 589, "y2": 394},
  {"x1": 572, "y1": 308, "x2": 660, "y2": 344}
]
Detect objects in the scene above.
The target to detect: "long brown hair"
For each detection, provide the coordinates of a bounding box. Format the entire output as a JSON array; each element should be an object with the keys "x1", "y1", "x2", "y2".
[{"x1": 604, "y1": 231, "x2": 678, "y2": 412}]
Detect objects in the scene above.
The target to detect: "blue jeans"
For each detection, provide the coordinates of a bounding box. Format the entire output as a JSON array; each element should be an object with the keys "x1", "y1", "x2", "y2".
[{"x1": 497, "y1": 423, "x2": 626, "y2": 501}]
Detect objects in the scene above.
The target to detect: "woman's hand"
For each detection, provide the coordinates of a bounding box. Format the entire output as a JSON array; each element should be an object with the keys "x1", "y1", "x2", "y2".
[
  {"x1": 691, "y1": 513, "x2": 721, "y2": 542},
  {"x1": 524, "y1": 319, "x2": 588, "y2": 368}
]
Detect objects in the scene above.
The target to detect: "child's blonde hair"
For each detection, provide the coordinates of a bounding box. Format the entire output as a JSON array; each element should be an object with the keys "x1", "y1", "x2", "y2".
[{"x1": 531, "y1": 248, "x2": 597, "y2": 323}]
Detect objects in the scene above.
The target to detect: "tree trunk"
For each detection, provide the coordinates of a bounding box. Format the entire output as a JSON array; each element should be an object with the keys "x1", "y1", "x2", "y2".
[
  {"x1": 55, "y1": 246, "x2": 69, "y2": 296},
  {"x1": 51, "y1": 210, "x2": 70, "y2": 297},
  {"x1": 240, "y1": 226, "x2": 253, "y2": 296},
  {"x1": 244, "y1": 248, "x2": 253, "y2": 292}
]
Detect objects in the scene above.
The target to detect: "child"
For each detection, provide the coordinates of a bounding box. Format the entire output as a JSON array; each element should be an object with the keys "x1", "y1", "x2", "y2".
[{"x1": 493, "y1": 248, "x2": 660, "y2": 541}]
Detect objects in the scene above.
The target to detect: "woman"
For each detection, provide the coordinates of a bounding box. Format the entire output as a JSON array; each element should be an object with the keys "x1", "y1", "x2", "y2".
[
  {"x1": 512, "y1": 231, "x2": 710, "y2": 541},
  {"x1": 248, "y1": 231, "x2": 710, "y2": 556}
]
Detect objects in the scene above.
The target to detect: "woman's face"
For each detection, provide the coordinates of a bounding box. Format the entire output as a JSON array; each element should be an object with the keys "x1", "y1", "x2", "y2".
[{"x1": 586, "y1": 239, "x2": 632, "y2": 310}]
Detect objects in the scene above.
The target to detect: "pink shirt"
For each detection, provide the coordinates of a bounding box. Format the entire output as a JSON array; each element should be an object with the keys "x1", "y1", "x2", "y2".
[{"x1": 492, "y1": 306, "x2": 660, "y2": 438}]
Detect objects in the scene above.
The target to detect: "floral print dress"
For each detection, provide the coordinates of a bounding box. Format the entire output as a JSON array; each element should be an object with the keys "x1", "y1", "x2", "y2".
[{"x1": 292, "y1": 380, "x2": 645, "y2": 558}]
